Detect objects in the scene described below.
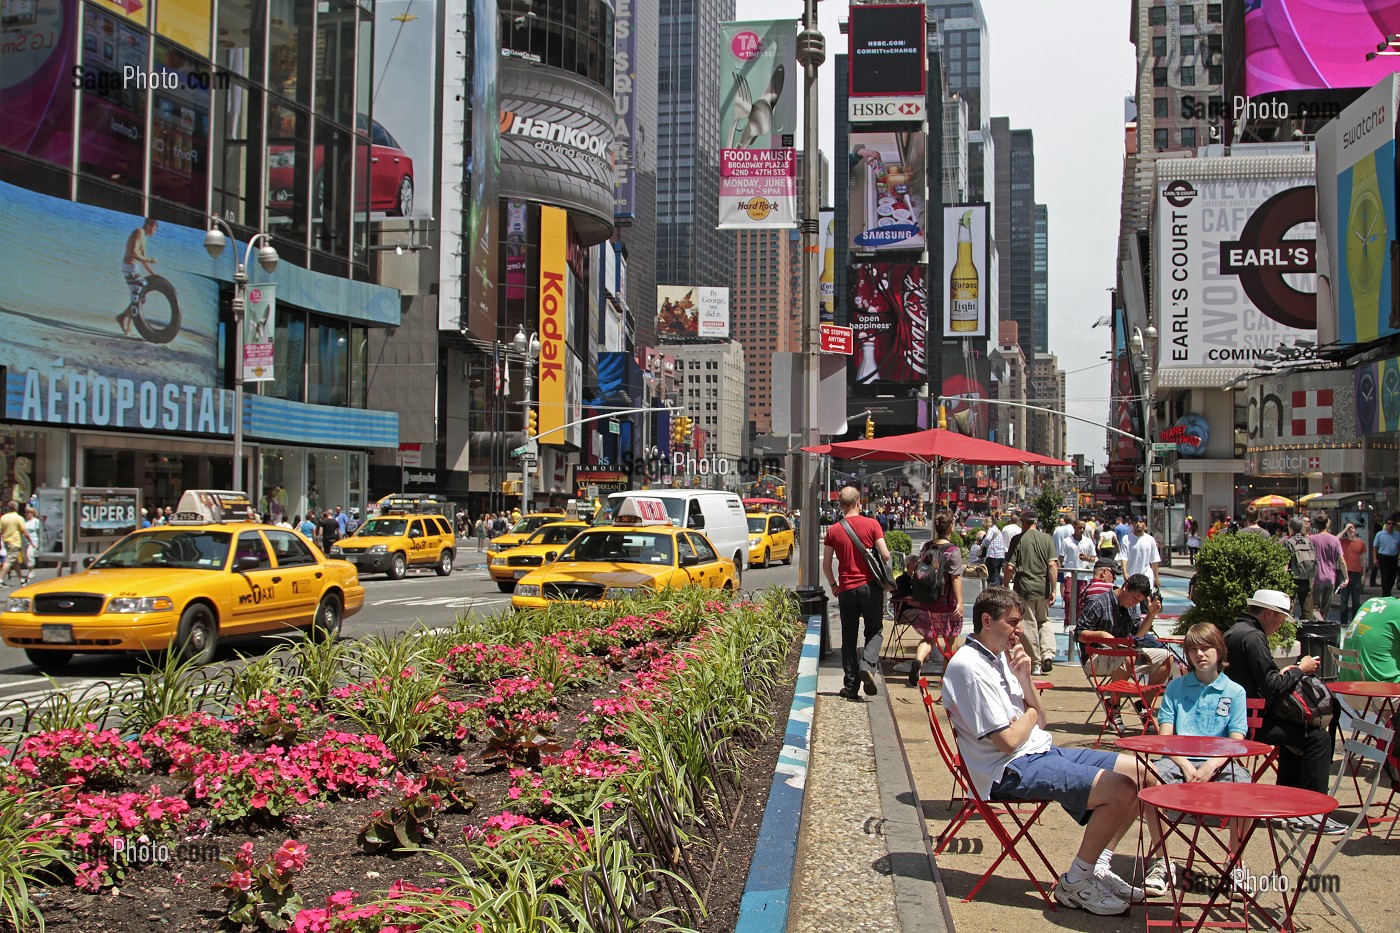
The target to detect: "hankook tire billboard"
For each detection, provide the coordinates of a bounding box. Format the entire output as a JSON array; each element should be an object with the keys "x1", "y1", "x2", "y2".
[{"x1": 499, "y1": 59, "x2": 616, "y2": 245}]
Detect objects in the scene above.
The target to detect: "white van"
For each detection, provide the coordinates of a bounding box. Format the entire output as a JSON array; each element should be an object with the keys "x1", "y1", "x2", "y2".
[{"x1": 602, "y1": 490, "x2": 750, "y2": 579}]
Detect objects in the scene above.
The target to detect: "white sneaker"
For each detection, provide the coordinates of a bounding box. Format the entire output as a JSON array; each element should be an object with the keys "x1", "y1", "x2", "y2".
[
  {"x1": 1055, "y1": 873, "x2": 1131, "y2": 916},
  {"x1": 1143, "y1": 858, "x2": 1173, "y2": 898},
  {"x1": 1095, "y1": 868, "x2": 1147, "y2": 904}
]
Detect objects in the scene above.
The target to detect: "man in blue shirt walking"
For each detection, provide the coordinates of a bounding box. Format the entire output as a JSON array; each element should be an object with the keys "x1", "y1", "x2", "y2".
[{"x1": 1374, "y1": 514, "x2": 1400, "y2": 598}]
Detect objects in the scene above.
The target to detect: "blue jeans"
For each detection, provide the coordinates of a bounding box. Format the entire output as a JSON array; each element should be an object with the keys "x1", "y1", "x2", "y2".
[
  {"x1": 1337, "y1": 569, "x2": 1364, "y2": 623},
  {"x1": 836, "y1": 583, "x2": 884, "y2": 693}
]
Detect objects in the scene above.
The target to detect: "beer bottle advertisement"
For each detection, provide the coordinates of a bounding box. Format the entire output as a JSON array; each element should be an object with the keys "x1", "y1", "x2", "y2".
[{"x1": 942, "y1": 204, "x2": 989, "y2": 337}]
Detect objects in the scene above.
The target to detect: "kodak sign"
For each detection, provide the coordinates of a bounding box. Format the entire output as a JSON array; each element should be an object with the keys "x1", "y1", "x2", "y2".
[{"x1": 537, "y1": 206, "x2": 568, "y2": 444}]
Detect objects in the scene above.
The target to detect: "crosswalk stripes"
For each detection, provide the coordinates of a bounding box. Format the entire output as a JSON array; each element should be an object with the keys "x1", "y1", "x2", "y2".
[{"x1": 0, "y1": 677, "x2": 108, "y2": 706}]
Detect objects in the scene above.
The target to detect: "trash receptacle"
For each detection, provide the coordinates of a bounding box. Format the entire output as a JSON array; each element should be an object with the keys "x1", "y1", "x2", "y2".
[
  {"x1": 795, "y1": 585, "x2": 830, "y2": 658},
  {"x1": 1297, "y1": 624, "x2": 1343, "y2": 679}
]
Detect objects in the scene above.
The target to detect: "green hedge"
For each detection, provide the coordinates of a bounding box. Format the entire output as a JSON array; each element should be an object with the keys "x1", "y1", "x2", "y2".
[{"x1": 1176, "y1": 531, "x2": 1298, "y2": 649}]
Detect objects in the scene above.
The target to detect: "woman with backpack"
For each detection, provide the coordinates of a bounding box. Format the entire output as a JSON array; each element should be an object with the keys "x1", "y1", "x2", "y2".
[
  {"x1": 1284, "y1": 515, "x2": 1317, "y2": 621},
  {"x1": 905, "y1": 512, "x2": 965, "y2": 685}
]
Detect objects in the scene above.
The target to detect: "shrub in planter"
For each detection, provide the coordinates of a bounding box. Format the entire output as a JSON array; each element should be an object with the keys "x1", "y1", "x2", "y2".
[
  {"x1": 885, "y1": 530, "x2": 912, "y2": 561},
  {"x1": 1176, "y1": 531, "x2": 1298, "y2": 648}
]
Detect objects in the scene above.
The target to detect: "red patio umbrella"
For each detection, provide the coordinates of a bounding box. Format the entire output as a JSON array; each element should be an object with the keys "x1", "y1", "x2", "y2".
[{"x1": 803, "y1": 428, "x2": 1070, "y2": 506}]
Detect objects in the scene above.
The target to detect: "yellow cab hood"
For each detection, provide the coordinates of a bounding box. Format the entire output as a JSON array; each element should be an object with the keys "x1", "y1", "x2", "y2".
[{"x1": 11, "y1": 567, "x2": 222, "y2": 598}]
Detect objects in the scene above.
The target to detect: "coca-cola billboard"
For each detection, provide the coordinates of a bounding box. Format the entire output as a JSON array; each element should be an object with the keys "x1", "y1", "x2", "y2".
[{"x1": 849, "y1": 263, "x2": 926, "y2": 385}]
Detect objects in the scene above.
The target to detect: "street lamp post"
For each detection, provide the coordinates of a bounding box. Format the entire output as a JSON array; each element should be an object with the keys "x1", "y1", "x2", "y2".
[
  {"x1": 1132, "y1": 324, "x2": 1159, "y2": 547},
  {"x1": 513, "y1": 326, "x2": 540, "y2": 515},
  {"x1": 205, "y1": 217, "x2": 279, "y2": 493},
  {"x1": 796, "y1": 0, "x2": 826, "y2": 593}
]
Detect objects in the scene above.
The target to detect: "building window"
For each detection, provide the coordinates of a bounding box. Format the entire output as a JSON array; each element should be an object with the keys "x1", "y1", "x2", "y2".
[
  {"x1": 1154, "y1": 97, "x2": 1169, "y2": 119},
  {"x1": 1181, "y1": 66, "x2": 1195, "y2": 86},
  {"x1": 1152, "y1": 36, "x2": 1167, "y2": 57},
  {"x1": 1207, "y1": 3, "x2": 1222, "y2": 23},
  {"x1": 1153, "y1": 67, "x2": 1167, "y2": 87},
  {"x1": 1154, "y1": 128, "x2": 1170, "y2": 150},
  {"x1": 1181, "y1": 35, "x2": 1196, "y2": 57},
  {"x1": 1149, "y1": 5, "x2": 1167, "y2": 26},
  {"x1": 1180, "y1": 127, "x2": 1198, "y2": 148},
  {"x1": 1179, "y1": 4, "x2": 1194, "y2": 24}
]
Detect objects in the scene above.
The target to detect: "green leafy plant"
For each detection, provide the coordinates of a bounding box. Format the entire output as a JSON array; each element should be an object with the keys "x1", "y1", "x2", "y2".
[
  {"x1": 480, "y1": 722, "x2": 564, "y2": 771},
  {"x1": 212, "y1": 839, "x2": 306, "y2": 931},
  {"x1": 884, "y1": 529, "x2": 912, "y2": 561},
  {"x1": 0, "y1": 788, "x2": 70, "y2": 932},
  {"x1": 118, "y1": 648, "x2": 215, "y2": 734},
  {"x1": 357, "y1": 768, "x2": 476, "y2": 854},
  {"x1": 1177, "y1": 531, "x2": 1298, "y2": 648},
  {"x1": 1032, "y1": 486, "x2": 1061, "y2": 532}
]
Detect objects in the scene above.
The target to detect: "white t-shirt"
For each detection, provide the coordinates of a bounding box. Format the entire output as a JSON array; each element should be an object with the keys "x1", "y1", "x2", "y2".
[
  {"x1": 1060, "y1": 533, "x2": 1096, "y2": 571},
  {"x1": 1123, "y1": 532, "x2": 1162, "y2": 586},
  {"x1": 941, "y1": 637, "x2": 1054, "y2": 797},
  {"x1": 1001, "y1": 522, "x2": 1022, "y2": 553},
  {"x1": 1052, "y1": 522, "x2": 1075, "y2": 555}
]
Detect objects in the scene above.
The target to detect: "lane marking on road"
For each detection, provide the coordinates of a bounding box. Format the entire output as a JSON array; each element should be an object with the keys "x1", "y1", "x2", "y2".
[{"x1": 0, "y1": 678, "x2": 110, "y2": 705}]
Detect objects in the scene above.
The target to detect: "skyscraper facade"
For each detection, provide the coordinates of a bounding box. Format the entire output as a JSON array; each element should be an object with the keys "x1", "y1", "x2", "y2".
[
  {"x1": 1033, "y1": 203, "x2": 1048, "y2": 354},
  {"x1": 925, "y1": 1, "x2": 991, "y2": 201},
  {"x1": 655, "y1": 0, "x2": 737, "y2": 295}
]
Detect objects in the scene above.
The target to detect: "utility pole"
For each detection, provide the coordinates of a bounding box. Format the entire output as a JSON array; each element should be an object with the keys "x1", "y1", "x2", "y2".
[{"x1": 796, "y1": 0, "x2": 826, "y2": 600}]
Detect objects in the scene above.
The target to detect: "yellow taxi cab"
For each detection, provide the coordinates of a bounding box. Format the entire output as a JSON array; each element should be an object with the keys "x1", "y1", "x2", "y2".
[
  {"x1": 328, "y1": 512, "x2": 457, "y2": 579},
  {"x1": 0, "y1": 490, "x2": 364, "y2": 670},
  {"x1": 747, "y1": 511, "x2": 795, "y2": 568},
  {"x1": 488, "y1": 520, "x2": 589, "y2": 593},
  {"x1": 488, "y1": 509, "x2": 568, "y2": 554},
  {"x1": 511, "y1": 497, "x2": 737, "y2": 611}
]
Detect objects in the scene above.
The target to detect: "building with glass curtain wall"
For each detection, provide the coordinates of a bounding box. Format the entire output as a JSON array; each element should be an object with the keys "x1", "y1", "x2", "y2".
[{"x1": 0, "y1": 0, "x2": 401, "y2": 522}]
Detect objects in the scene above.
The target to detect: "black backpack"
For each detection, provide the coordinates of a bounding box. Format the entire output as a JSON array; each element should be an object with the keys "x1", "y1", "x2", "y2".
[
  {"x1": 1272, "y1": 673, "x2": 1334, "y2": 729},
  {"x1": 910, "y1": 542, "x2": 954, "y2": 604}
]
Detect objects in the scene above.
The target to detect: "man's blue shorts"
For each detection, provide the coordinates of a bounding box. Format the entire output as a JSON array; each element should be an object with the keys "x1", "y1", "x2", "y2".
[{"x1": 988, "y1": 746, "x2": 1121, "y2": 826}]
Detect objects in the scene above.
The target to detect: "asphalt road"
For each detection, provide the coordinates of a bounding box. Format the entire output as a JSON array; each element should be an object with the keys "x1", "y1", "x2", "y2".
[{"x1": 0, "y1": 541, "x2": 804, "y2": 706}]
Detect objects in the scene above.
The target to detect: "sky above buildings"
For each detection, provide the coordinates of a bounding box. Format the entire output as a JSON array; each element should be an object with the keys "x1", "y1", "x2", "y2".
[{"x1": 735, "y1": 0, "x2": 1136, "y2": 465}]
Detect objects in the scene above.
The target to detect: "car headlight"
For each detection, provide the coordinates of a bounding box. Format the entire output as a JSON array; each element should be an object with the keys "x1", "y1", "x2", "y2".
[
  {"x1": 514, "y1": 584, "x2": 541, "y2": 597},
  {"x1": 368, "y1": 544, "x2": 388, "y2": 553},
  {"x1": 603, "y1": 586, "x2": 639, "y2": 600},
  {"x1": 328, "y1": 545, "x2": 343, "y2": 556},
  {"x1": 108, "y1": 596, "x2": 175, "y2": 613},
  {"x1": 491, "y1": 557, "x2": 507, "y2": 566},
  {"x1": 749, "y1": 537, "x2": 762, "y2": 547},
  {"x1": 6, "y1": 597, "x2": 32, "y2": 613}
]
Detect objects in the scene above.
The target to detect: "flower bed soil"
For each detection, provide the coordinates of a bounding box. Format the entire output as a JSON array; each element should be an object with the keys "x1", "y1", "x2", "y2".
[{"x1": 12, "y1": 612, "x2": 801, "y2": 933}]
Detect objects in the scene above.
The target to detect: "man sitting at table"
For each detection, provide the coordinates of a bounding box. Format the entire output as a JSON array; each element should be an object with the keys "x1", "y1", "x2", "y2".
[
  {"x1": 1224, "y1": 589, "x2": 1345, "y2": 834},
  {"x1": 1151, "y1": 622, "x2": 1252, "y2": 878},
  {"x1": 943, "y1": 586, "x2": 1163, "y2": 916},
  {"x1": 1074, "y1": 573, "x2": 1177, "y2": 733},
  {"x1": 1342, "y1": 596, "x2": 1400, "y2": 683}
]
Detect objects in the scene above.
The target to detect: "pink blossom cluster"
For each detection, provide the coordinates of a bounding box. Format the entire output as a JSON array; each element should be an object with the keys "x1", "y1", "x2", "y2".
[
  {"x1": 139, "y1": 712, "x2": 238, "y2": 774},
  {"x1": 463, "y1": 811, "x2": 590, "y2": 850},
  {"x1": 410, "y1": 692, "x2": 476, "y2": 744},
  {"x1": 444, "y1": 640, "x2": 533, "y2": 682},
  {"x1": 231, "y1": 689, "x2": 310, "y2": 740},
  {"x1": 11, "y1": 724, "x2": 151, "y2": 788},
  {"x1": 473, "y1": 675, "x2": 557, "y2": 723},
  {"x1": 289, "y1": 881, "x2": 476, "y2": 933},
  {"x1": 27, "y1": 786, "x2": 195, "y2": 890}
]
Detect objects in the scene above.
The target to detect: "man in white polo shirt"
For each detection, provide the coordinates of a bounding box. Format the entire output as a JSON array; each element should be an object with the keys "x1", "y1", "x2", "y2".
[{"x1": 942, "y1": 586, "x2": 1164, "y2": 915}]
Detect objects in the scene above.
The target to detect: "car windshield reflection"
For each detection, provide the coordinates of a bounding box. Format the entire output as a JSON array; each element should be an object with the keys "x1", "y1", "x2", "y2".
[
  {"x1": 558, "y1": 531, "x2": 675, "y2": 565},
  {"x1": 90, "y1": 530, "x2": 233, "y2": 570},
  {"x1": 357, "y1": 519, "x2": 407, "y2": 536}
]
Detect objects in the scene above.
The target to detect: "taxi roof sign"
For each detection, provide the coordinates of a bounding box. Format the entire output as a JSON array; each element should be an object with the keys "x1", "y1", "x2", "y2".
[
  {"x1": 171, "y1": 490, "x2": 253, "y2": 524},
  {"x1": 615, "y1": 497, "x2": 672, "y2": 525}
]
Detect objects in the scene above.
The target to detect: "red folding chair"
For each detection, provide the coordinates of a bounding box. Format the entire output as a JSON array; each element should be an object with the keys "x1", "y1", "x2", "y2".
[
  {"x1": 1244, "y1": 696, "x2": 1280, "y2": 781},
  {"x1": 1079, "y1": 636, "x2": 1167, "y2": 748},
  {"x1": 917, "y1": 678, "x2": 1057, "y2": 907}
]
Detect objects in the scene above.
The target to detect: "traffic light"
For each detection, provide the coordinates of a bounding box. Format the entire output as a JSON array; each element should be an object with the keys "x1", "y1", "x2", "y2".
[
  {"x1": 671, "y1": 418, "x2": 683, "y2": 447},
  {"x1": 526, "y1": 408, "x2": 538, "y2": 437},
  {"x1": 864, "y1": 417, "x2": 875, "y2": 439},
  {"x1": 684, "y1": 416, "x2": 694, "y2": 443},
  {"x1": 938, "y1": 404, "x2": 948, "y2": 430}
]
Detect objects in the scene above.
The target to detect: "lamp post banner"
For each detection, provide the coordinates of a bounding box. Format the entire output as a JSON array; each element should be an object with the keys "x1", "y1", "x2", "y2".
[
  {"x1": 717, "y1": 21, "x2": 797, "y2": 231},
  {"x1": 242, "y1": 283, "x2": 276, "y2": 383}
]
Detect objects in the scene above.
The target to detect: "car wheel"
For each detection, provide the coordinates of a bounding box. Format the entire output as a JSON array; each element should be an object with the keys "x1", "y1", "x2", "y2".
[
  {"x1": 309, "y1": 595, "x2": 342, "y2": 643},
  {"x1": 496, "y1": 581, "x2": 515, "y2": 593},
  {"x1": 782, "y1": 544, "x2": 794, "y2": 566},
  {"x1": 761, "y1": 547, "x2": 771, "y2": 569},
  {"x1": 393, "y1": 176, "x2": 413, "y2": 216},
  {"x1": 173, "y1": 604, "x2": 218, "y2": 666},
  {"x1": 388, "y1": 552, "x2": 407, "y2": 580},
  {"x1": 732, "y1": 553, "x2": 743, "y2": 587},
  {"x1": 435, "y1": 550, "x2": 454, "y2": 576},
  {"x1": 25, "y1": 649, "x2": 73, "y2": 671}
]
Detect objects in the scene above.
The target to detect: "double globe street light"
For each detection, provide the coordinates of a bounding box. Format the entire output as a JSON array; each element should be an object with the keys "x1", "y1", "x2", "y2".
[{"x1": 205, "y1": 217, "x2": 279, "y2": 493}]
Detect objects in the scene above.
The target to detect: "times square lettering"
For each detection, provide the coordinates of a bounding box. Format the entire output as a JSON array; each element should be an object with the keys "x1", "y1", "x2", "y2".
[{"x1": 17, "y1": 368, "x2": 232, "y2": 434}]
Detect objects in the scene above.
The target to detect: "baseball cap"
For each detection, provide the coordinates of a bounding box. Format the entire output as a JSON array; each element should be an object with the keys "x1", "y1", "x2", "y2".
[
  {"x1": 1020, "y1": 509, "x2": 1037, "y2": 524},
  {"x1": 1093, "y1": 557, "x2": 1119, "y2": 572}
]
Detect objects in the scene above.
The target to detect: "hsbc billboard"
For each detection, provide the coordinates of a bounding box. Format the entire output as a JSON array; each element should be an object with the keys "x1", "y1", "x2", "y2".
[{"x1": 847, "y1": 3, "x2": 926, "y2": 124}]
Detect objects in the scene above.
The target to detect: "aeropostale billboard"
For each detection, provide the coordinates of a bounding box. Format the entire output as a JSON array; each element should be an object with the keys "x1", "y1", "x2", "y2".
[{"x1": 1155, "y1": 160, "x2": 1317, "y2": 369}]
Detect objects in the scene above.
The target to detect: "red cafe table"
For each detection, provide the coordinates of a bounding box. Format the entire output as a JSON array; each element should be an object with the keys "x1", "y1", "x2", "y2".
[
  {"x1": 1138, "y1": 783, "x2": 1337, "y2": 933},
  {"x1": 1328, "y1": 680, "x2": 1400, "y2": 829},
  {"x1": 1117, "y1": 734, "x2": 1275, "y2": 784}
]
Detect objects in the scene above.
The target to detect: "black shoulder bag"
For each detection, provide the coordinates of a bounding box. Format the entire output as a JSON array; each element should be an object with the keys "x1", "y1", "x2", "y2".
[{"x1": 839, "y1": 518, "x2": 894, "y2": 592}]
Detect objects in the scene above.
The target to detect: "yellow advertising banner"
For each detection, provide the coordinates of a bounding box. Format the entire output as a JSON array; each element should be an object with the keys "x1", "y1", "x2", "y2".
[{"x1": 537, "y1": 206, "x2": 568, "y2": 444}]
